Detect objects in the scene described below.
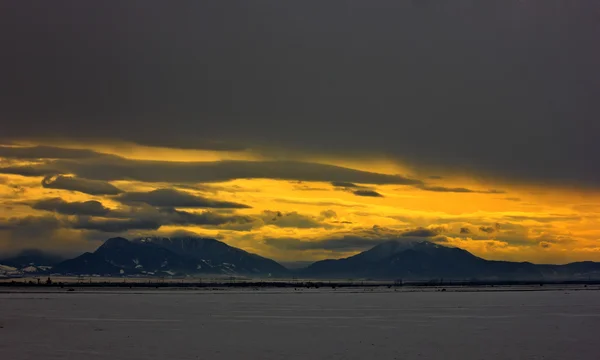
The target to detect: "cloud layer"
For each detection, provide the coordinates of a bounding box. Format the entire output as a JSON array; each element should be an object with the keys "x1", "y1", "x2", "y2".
[
  {"x1": 0, "y1": 151, "x2": 421, "y2": 185},
  {"x1": 2, "y1": 2, "x2": 599, "y2": 186},
  {"x1": 116, "y1": 188, "x2": 250, "y2": 209}
]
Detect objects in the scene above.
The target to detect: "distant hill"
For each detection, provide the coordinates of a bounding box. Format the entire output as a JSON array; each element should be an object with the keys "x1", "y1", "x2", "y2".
[
  {"x1": 0, "y1": 250, "x2": 63, "y2": 274},
  {"x1": 1, "y1": 249, "x2": 63, "y2": 268},
  {"x1": 51, "y1": 236, "x2": 289, "y2": 277},
  {"x1": 300, "y1": 240, "x2": 600, "y2": 281}
]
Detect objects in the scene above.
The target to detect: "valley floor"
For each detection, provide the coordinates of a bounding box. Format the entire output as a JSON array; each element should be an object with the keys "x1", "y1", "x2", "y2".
[{"x1": 1, "y1": 288, "x2": 599, "y2": 359}]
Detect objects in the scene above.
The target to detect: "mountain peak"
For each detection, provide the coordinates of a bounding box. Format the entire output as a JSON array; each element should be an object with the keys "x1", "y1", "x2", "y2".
[
  {"x1": 302, "y1": 239, "x2": 487, "y2": 279},
  {"x1": 99, "y1": 237, "x2": 131, "y2": 249},
  {"x1": 355, "y1": 239, "x2": 436, "y2": 262}
]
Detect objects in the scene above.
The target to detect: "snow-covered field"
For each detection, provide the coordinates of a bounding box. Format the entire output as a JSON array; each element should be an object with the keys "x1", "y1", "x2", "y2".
[{"x1": 1, "y1": 287, "x2": 598, "y2": 359}]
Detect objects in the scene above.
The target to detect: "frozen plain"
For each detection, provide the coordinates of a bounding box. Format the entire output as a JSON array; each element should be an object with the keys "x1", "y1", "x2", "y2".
[{"x1": 1, "y1": 287, "x2": 599, "y2": 360}]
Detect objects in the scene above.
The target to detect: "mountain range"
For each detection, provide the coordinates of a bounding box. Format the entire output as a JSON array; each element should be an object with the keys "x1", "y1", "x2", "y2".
[{"x1": 3, "y1": 237, "x2": 600, "y2": 281}]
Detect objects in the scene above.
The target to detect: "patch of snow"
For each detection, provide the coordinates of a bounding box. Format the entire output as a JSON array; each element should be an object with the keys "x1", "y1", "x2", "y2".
[
  {"x1": 22, "y1": 266, "x2": 39, "y2": 273},
  {"x1": 201, "y1": 259, "x2": 214, "y2": 268}
]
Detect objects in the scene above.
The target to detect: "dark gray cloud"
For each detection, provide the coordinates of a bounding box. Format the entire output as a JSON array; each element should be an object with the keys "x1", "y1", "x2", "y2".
[
  {"x1": 116, "y1": 188, "x2": 251, "y2": 209},
  {"x1": 0, "y1": 145, "x2": 105, "y2": 160},
  {"x1": 0, "y1": 165, "x2": 55, "y2": 177},
  {"x1": 42, "y1": 175, "x2": 123, "y2": 195},
  {"x1": 29, "y1": 197, "x2": 253, "y2": 231},
  {"x1": 67, "y1": 159, "x2": 420, "y2": 185},
  {"x1": 1, "y1": 2, "x2": 598, "y2": 187},
  {"x1": 401, "y1": 228, "x2": 439, "y2": 237},
  {"x1": 479, "y1": 226, "x2": 496, "y2": 234},
  {"x1": 11, "y1": 194, "x2": 335, "y2": 233},
  {"x1": 353, "y1": 190, "x2": 384, "y2": 198},
  {"x1": 416, "y1": 185, "x2": 505, "y2": 194},
  {"x1": 71, "y1": 217, "x2": 161, "y2": 232},
  {"x1": 32, "y1": 198, "x2": 111, "y2": 216},
  {"x1": 0, "y1": 156, "x2": 422, "y2": 185},
  {"x1": 460, "y1": 227, "x2": 471, "y2": 234},
  {"x1": 331, "y1": 181, "x2": 386, "y2": 198},
  {"x1": 320, "y1": 210, "x2": 337, "y2": 219},
  {"x1": 260, "y1": 210, "x2": 330, "y2": 229},
  {"x1": 156, "y1": 207, "x2": 253, "y2": 227},
  {"x1": 331, "y1": 181, "x2": 360, "y2": 188},
  {"x1": 417, "y1": 185, "x2": 475, "y2": 193}
]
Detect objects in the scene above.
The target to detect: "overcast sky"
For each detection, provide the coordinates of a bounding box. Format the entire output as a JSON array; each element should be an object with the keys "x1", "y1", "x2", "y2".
[{"x1": 0, "y1": 2, "x2": 598, "y2": 263}]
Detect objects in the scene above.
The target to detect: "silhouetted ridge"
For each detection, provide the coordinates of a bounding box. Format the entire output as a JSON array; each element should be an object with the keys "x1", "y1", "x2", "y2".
[
  {"x1": 301, "y1": 240, "x2": 600, "y2": 280},
  {"x1": 51, "y1": 236, "x2": 288, "y2": 276},
  {"x1": 19, "y1": 238, "x2": 600, "y2": 280}
]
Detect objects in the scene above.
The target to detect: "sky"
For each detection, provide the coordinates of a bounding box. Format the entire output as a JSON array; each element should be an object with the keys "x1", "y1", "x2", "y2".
[{"x1": 0, "y1": 1, "x2": 599, "y2": 263}]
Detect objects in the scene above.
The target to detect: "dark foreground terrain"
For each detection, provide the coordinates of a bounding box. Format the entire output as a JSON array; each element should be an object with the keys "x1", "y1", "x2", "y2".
[{"x1": 1, "y1": 287, "x2": 599, "y2": 359}]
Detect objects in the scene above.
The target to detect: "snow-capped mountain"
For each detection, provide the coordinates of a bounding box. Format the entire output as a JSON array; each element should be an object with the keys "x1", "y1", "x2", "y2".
[{"x1": 52, "y1": 236, "x2": 288, "y2": 277}]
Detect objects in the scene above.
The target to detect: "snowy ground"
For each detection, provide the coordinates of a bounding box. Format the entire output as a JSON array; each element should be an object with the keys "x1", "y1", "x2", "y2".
[{"x1": 1, "y1": 287, "x2": 599, "y2": 359}]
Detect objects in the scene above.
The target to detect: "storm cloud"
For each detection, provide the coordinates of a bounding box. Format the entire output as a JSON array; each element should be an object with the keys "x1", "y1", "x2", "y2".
[
  {"x1": 42, "y1": 175, "x2": 123, "y2": 195},
  {"x1": 156, "y1": 207, "x2": 253, "y2": 227},
  {"x1": 54, "y1": 205, "x2": 252, "y2": 232},
  {"x1": 353, "y1": 190, "x2": 384, "y2": 198},
  {"x1": 416, "y1": 185, "x2": 505, "y2": 194},
  {"x1": 71, "y1": 218, "x2": 161, "y2": 233},
  {"x1": 32, "y1": 198, "x2": 111, "y2": 217},
  {"x1": 401, "y1": 228, "x2": 440, "y2": 237},
  {"x1": 260, "y1": 210, "x2": 330, "y2": 229},
  {"x1": 0, "y1": 145, "x2": 105, "y2": 160},
  {"x1": 0, "y1": 156, "x2": 422, "y2": 186},
  {"x1": 116, "y1": 188, "x2": 251, "y2": 209},
  {"x1": 331, "y1": 182, "x2": 360, "y2": 188},
  {"x1": 479, "y1": 226, "x2": 496, "y2": 234},
  {"x1": 0, "y1": 166, "x2": 55, "y2": 177},
  {"x1": 1, "y1": 2, "x2": 598, "y2": 187}
]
